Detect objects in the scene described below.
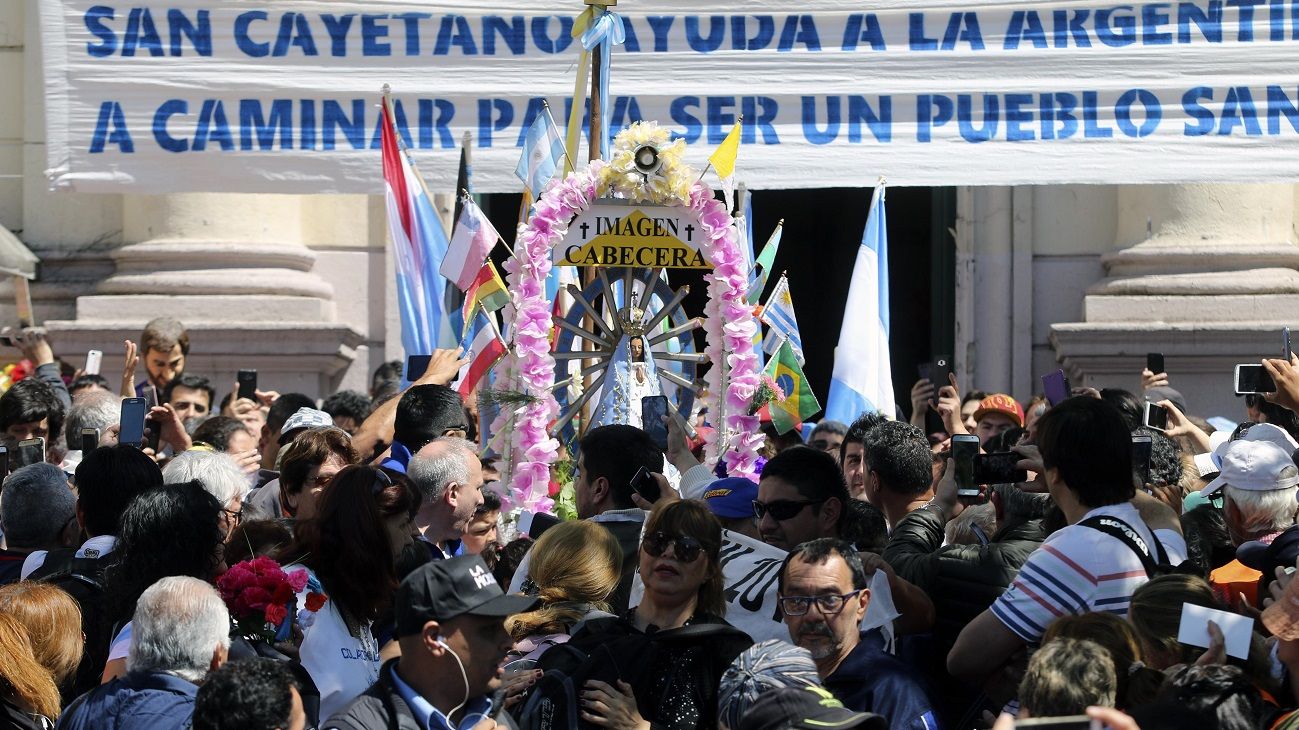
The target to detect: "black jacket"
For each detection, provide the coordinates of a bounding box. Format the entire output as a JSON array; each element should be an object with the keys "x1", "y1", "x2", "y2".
[
  {"x1": 601, "y1": 518, "x2": 646, "y2": 615},
  {"x1": 323, "y1": 659, "x2": 517, "y2": 730},
  {"x1": 883, "y1": 507, "x2": 1045, "y2": 646}
]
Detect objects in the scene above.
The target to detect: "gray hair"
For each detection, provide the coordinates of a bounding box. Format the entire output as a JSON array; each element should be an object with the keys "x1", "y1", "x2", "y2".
[
  {"x1": 1224, "y1": 484, "x2": 1299, "y2": 534},
  {"x1": 64, "y1": 390, "x2": 120, "y2": 448},
  {"x1": 128, "y1": 576, "x2": 230, "y2": 683},
  {"x1": 946, "y1": 502, "x2": 996, "y2": 545},
  {"x1": 407, "y1": 436, "x2": 476, "y2": 503},
  {"x1": 163, "y1": 450, "x2": 249, "y2": 506},
  {"x1": 0, "y1": 463, "x2": 75, "y2": 549}
]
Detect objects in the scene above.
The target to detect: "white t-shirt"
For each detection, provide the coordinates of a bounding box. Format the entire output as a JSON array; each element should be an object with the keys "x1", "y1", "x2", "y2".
[
  {"x1": 991, "y1": 502, "x2": 1187, "y2": 643},
  {"x1": 290, "y1": 566, "x2": 381, "y2": 720}
]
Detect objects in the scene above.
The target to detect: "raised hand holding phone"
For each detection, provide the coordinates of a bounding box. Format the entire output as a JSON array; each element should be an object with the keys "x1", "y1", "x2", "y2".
[
  {"x1": 119, "y1": 397, "x2": 147, "y2": 448},
  {"x1": 1263, "y1": 357, "x2": 1299, "y2": 413}
]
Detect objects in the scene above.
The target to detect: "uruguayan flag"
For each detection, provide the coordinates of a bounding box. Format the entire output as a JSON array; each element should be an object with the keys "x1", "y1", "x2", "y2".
[
  {"x1": 760, "y1": 273, "x2": 804, "y2": 365},
  {"x1": 825, "y1": 183, "x2": 895, "y2": 421}
]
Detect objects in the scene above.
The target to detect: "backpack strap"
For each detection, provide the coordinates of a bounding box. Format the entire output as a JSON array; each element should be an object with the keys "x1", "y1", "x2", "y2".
[
  {"x1": 27, "y1": 547, "x2": 77, "y2": 582},
  {"x1": 1078, "y1": 515, "x2": 1168, "y2": 577}
]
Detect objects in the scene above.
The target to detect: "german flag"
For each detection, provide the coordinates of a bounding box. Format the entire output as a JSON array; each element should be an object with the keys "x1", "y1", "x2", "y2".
[{"x1": 461, "y1": 261, "x2": 510, "y2": 329}]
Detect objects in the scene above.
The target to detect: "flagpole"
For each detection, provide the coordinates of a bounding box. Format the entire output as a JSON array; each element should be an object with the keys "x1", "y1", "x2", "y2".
[
  {"x1": 587, "y1": 4, "x2": 605, "y2": 164},
  {"x1": 579, "y1": 0, "x2": 616, "y2": 435}
]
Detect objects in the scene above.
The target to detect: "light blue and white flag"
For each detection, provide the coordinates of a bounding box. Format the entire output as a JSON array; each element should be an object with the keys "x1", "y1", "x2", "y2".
[
  {"x1": 760, "y1": 273, "x2": 804, "y2": 365},
  {"x1": 825, "y1": 182, "x2": 895, "y2": 421},
  {"x1": 381, "y1": 99, "x2": 455, "y2": 365},
  {"x1": 514, "y1": 108, "x2": 566, "y2": 195}
]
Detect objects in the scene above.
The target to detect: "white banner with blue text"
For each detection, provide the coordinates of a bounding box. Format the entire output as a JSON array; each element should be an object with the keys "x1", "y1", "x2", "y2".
[{"x1": 39, "y1": 0, "x2": 1299, "y2": 193}]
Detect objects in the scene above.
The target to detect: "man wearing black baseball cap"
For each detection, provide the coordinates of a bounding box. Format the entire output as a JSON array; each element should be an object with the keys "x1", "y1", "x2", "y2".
[{"x1": 324, "y1": 555, "x2": 538, "y2": 730}]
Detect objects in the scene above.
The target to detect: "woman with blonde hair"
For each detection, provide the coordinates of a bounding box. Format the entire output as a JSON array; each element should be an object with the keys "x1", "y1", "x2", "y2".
[
  {"x1": 0, "y1": 612, "x2": 61, "y2": 729},
  {"x1": 0, "y1": 583, "x2": 83, "y2": 704},
  {"x1": 506, "y1": 520, "x2": 622, "y2": 659}
]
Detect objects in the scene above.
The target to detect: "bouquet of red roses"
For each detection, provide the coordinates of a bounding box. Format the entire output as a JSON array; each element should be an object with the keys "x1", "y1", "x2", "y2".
[{"x1": 216, "y1": 556, "x2": 316, "y2": 643}]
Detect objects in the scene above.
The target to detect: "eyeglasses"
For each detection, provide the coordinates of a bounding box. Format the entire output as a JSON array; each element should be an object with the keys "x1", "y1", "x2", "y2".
[
  {"x1": 778, "y1": 590, "x2": 863, "y2": 617},
  {"x1": 810, "y1": 439, "x2": 837, "y2": 451},
  {"x1": 752, "y1": 499, "x2": 824, "y2": 521},
  {"x1": 221, "y1": 508, "x2": 244, "y2": 526},
  {"x1": 641, "y1": 531, "x2": 705, "y2": 562},
  {"x1": 309, "y1": 472, "x2": 336, "y2": 488}
]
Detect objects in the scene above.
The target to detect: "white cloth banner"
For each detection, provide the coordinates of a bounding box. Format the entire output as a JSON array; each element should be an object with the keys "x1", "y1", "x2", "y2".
[{"x1": 39, "y1": 0, "x2": 1299, "y2": 194}]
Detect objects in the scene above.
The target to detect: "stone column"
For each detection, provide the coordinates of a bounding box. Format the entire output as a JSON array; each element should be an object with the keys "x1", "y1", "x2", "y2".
[
  {"x1": 45, "y1": 193, "x2": 363, "y2": 397},
  {"x1": 1050, "y1": 184, "x2": 1299, "y2": 419}
]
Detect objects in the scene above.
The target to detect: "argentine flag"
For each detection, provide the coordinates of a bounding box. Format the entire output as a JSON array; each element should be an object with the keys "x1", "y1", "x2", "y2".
[
  {"x1": 825, "y1": 183, "x2": 895, "y2": 421},
  {"x1": 515, "y1": 110, "x2": 566, "y2": 195}
]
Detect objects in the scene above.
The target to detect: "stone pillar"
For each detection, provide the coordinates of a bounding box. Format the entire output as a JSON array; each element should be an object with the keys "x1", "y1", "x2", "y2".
[
  {"x1": 44, "y1": 193, "x2": 363, "y2": 397},
  {"x1": 1050, "y1": 184, "x2": 1299, "y2": 419},
  {"x1": 955, "y1": 186, "x2": 1036, "y2": 398}
]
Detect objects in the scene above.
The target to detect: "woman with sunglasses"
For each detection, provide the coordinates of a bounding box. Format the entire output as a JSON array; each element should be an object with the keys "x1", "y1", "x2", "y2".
[
  {"x1": 580, "y1": 500, "x2": 752, "y2": 730},
  {"x1": 277, "y1": 465, "x2": 419, "y2": 722}
]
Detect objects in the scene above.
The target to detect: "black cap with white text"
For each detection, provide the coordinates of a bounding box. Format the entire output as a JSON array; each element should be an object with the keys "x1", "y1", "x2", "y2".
[{"x1": 395, "y1": 554, "x2": 538, "y2": 637}]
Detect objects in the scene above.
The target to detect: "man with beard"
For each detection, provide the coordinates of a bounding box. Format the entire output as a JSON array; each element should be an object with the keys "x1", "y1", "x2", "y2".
[{"x1": 777, "y1": 539, "x2": 937, "y2": 730}]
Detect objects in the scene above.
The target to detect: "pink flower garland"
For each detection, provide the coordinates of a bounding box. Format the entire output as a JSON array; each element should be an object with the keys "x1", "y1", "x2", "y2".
[
  {"x1": 501, "y1": 161, "x2": 764, "y2": 507},
  {"x1": 500, "y1": 163, "x2": 604, "y2": 512},
  {"x1": 689, "y1": 183, "x2": 765, "y2": 479}
]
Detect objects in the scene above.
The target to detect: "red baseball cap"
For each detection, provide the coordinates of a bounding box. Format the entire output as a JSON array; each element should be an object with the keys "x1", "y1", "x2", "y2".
[{"x1": 972, "y1": 394, "x2": 1025, "y2": 428}]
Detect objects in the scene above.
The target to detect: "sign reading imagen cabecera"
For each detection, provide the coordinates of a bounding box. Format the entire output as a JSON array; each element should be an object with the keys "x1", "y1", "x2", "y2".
[
  {"x1": 557, "y1": 201, "x2": 709, "y2": 269},
  {"x1": 38, "y1": 0, "x2": 1299, "y2": 194}
]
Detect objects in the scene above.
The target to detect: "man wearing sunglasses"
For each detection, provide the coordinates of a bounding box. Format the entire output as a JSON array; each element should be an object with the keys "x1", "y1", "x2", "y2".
[
  {"x1": 756, "y1": 447, "x2": 849, "y2": 551},
  {"x1": 777, "y1": 538, "x2": 937, "y2": 730}
]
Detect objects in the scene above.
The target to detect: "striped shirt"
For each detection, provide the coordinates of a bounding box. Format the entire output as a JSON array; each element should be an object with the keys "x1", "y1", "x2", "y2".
[{"x1": 991, "y1": 503, "x2": 1187, "y2": 643}]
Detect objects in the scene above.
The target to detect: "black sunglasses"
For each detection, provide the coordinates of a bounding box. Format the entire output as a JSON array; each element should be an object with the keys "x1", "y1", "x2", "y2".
[
  {"x1": 753, "y1": 499, "x2": 824, "y2": 521},
  {"x1": 641, "y1": 531, "x2": 705, "y2": 562}
]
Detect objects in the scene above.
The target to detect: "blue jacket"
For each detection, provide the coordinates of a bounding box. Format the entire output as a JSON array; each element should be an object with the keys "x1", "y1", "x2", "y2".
[
  {"x1": 824, "y1": 630, "x2": 940, "y2": 730},
  {"x1": 57, "y1": 671, "x2": 197, "y2": 730}
]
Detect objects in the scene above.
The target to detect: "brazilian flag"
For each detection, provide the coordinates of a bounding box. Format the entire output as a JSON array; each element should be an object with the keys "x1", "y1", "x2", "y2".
[{"x1": 765, "y1": 338, "x2": 821, "y2": 435}]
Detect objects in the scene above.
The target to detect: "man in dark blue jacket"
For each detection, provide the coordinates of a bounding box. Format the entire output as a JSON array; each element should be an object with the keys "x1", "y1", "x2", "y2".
[
  {"x1": 778, "y1": 539, "x2": 938, "y2": 730},
  {"x1": 58, "y1": 576, "x2": 230, "y2": 730}
]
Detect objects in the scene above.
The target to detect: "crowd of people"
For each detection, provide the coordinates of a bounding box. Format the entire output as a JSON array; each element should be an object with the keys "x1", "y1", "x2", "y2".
[{"x1": 7, "y1": 315, "x2": 1299, "y2": 729}]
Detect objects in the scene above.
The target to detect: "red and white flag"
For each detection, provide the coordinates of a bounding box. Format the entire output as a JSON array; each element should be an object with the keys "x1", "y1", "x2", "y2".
[
  {"x1": 456, "y1": 319, "x2": 508, "y2": 398},
  {"x1": 441, "y1": 198, "x2": 500, "y2": 291}
]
